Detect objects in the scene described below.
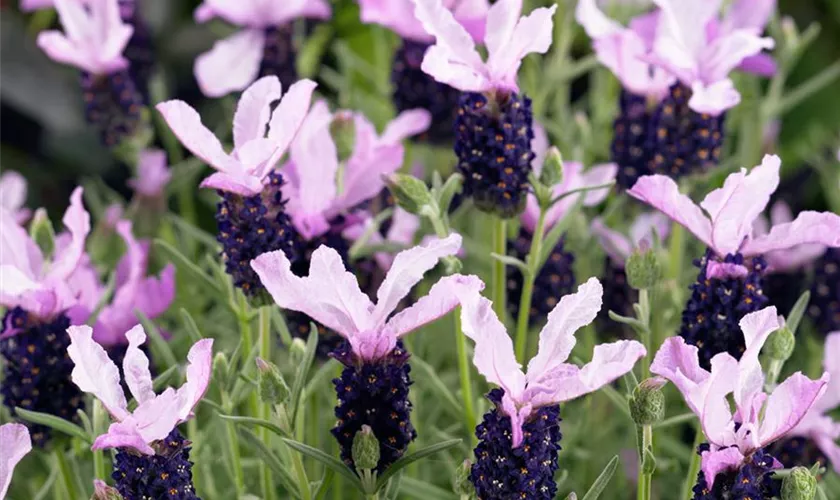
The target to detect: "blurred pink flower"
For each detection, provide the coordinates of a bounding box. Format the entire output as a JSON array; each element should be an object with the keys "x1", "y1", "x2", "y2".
[
  {"x1": 128, "y1": 149, "x2": 172, "y2": 198},
  {"x1": 0, "y1": 170, "x2": 31, "y2": 224},
  {"x1": 358, "y1": 0, "x2": 488, "y2": 43},
  {"x1": 0, "y1": 423, "x2": 32, "y2": 499},
  {"x1": 591, "y1": 213, "x2": 671, "y2": 266}
]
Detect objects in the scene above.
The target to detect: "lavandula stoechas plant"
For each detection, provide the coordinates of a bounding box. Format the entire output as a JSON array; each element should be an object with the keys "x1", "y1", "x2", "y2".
[
  {"x1": 629, "y1": 154, "x2": 840, "y2": 368},
  {"x1": 651, "y1": 307, "x2": 830, "y2": 499},
  {"x1": 459, "y1": 278, "x2": 646, "y2": 499},
  {"x1": 157, "y1": 77, "x2": 317, "y2": 295},
  {"x1": 67, "y1": 325, "x2": 212, "y2": 499},
  {"x1": 252, "y1": 234, "x2": 483, "y2": 471},
  {"x1": 507, "y1": 126, "x2": 617, "y2": 326},
  {"x1": 577, "y1": 0, "x2": 776, "y2": 188},
  {"x1": 357, "y1": 0, "x2": 488, "y2": 143},
  {"x1": 0, "y1": 423, "x2": 32, "y2": 498},
  {"x1": 412, "y1": 0, "x2": 557, "y2": 218},
  {"x1": 36, "y1": 0, "x2": 150, "y2": 149},
  {"x1": 193, "y1": 0, "x2": 331, "y2": 97},
  {"x1": 0, "y1": 188, "x2": 90, "y2": 445}
]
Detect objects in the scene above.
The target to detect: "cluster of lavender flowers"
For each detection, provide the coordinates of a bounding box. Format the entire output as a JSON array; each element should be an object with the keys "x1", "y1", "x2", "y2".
[{"x1": 3, "y1": 0, "x2": 840, "y2": 499}]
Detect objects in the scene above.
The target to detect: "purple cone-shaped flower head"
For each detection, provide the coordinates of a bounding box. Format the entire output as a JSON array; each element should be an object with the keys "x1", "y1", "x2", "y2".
[
  {"x1": 282, "y1": 102, "x2": 430, "y2": 240},
  {"x1": 36, "y1": 0, "x2": 133, "y2": 76},
  {"x1": 359, "y1": 0, "x2": 488, "y2": 43},
  {"x1": 461, "y1": 277, "x2": 646, "y2": 447},
  {"x1": 67, "y1": 324, "x2": 213, "y2": 455},
  {"x1": 651, "y1": 306, "x2": 830, "y2": 489},
  {"x1": 0, "y1": 187, "x2": 90, "y2": 325},
  {"x1": 411, "y1": 0, "x2": 557, "y2": 93},
  {"x1": 127, "y1": 149, "x2": 172, "y2": 198},
  {"x1": 643, "y1": 0, "x2": 776, "y2": 115},
  {"x1": 252, "y1": 234, "x2": 482, "y2": 361},
  {"x1": 592, "y1": 212, "x2": 671, "y2": 267},
  {"x1": 752, "y1": 201, "x2": 827, "y2": 273},
  {"x1": 156, "y1": 77, "x2": 317, "y2": 196},
  {"x1": 193, "y1": 0, "x2": 331, "y2": 97},
  {"x1": 0, "y1": 171, "x2": 30, "y2": 224},
  {"x1": 0, "y1": 423, "x2": 32, "y2": 499},
  {"x1": 628, "y1": 154, "x2": 840, "y2": 279}
]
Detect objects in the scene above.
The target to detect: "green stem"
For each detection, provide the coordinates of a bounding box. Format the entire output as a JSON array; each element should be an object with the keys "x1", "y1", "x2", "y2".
[
  {"x1": 668, "y1": 224, "x2": 685, "y2": 286},
  {"x1": 515, "y1": 211, "x2": 547, "y2": 363},
  {"x1": 454, "y1": 309, "x2": 478, "y2": 446},
  {"x1": 642, "y1": 425, "x2": 653, "y2": 500},
  {"x1": 289, "y1": 446, "x2": 312, "y2": 500},
  {"x1": 492, "y1": 217, "x2": 508, "y2": 321},
  {"x1": 258, "y1": 307, "x2": 276, "y2": 500},
  {"x1": 224, "y1": 419, "x2": 246, "y2": 496},
  {"x1": 92, "y1": 401, "x2": 107, "y2": 481},
  {"x1": 682, "y1": 424, "x2": 704, "y2": 500},
  {"x1": 639, "y1": 289, "x2": 651, "y2": 380},
  {"x1": 54, "y1": 449, "x2": 80, "y2": 500}
]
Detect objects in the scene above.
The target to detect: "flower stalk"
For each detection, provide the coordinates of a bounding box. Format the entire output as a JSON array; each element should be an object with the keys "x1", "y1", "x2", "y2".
[
  {"x1": 492, "y1": 217, "x2": 507, "y2": 320},
  {"x1": 514, "y1": 209, "x2": 547, "y2": 363}
]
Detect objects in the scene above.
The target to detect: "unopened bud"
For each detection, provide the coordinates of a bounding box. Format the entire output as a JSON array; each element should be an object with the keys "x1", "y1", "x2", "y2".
[
  {"x1": 539, "y1": 147, "x2": 564, "y2": 188},
  {"x1": 630, "y1": 378, "x2": 666, "y2": 426},
  {"x1": 384, "y1": 173, "x2": 434, "y2": 215},
  {"x1": 625, "y1": 246, "x2": 662, "y2": 290},
  {"x1": 454, "y1": 459, "x2": 476, "y2": 497},
  {"x1": 92, "y1": 480, "x2": 124, "y2": 499},
  {"x1": 212, "y1": 352, "x2": 229, "y2": 385},
  {"x1": 351, "y1": 425, "x2": 380, "y2": 471},
  {"x1": 289, "y1": 338, "x2": 307, "y2": 367},
  {"x1": 781, "y1": 466, "x2": 817, "y2": 500},
  {"x1": 330, "y1": 114, "x2": 356, "y2": 163},
  {"x1": 29, "y1": 208, "x2": 56, "y2": 257},
  {"x1": 765, "y1": 326, "x2": 795, "y2": 361},
  {"x1": 256, "y1": 357, "x2": 290, "y2": 405}
]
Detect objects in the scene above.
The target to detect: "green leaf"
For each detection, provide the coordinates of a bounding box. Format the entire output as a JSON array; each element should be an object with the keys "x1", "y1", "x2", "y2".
[
  {"x1": 312, "y1": 469, "x2": 336, "y2": 500},
  {"x1": 607, "y1": 310, "x2": 648, "y2": 335},
  {"x1": 152, "y1": 364, "x2": 180, "y2": 393},
  {"x1": 14, "y1": 408, "x2": 91, "y2": 443},
  {"x1": 490, "y1": 253, "x2": 529, "y2": 274},
  {"x1": 581, "y1": 455, "x2": 619, "y2": 500},
  {"x1": 166, "y1": 213, "x2": 219, "y2": 249},
  {"x1": 281, "y1": 438, "x2": 363, "y2": 490},
  {"x1": 376, "y1": 439, "x2": 462, "y2": 490},
  {"x1": 180, "y1": 308, "x2": 204, "y2": 343},
  {"x1": 290, "y1": 323, "x2": 319, "y2": 423},
  {"x1": 538, "y1": 196, "x2": 584, "y2": 269},
  {"x1": 218, "y1": 413, "x2": 286, "y2": 439},
  {"x1": 412, "y1": 357, "x2": 462, "y2": 417},
  {"x1": 398, "y1": 477, "x2": 458, "y2": 500},
  {"x1": 154, "y1": 239, "x2": 222, "y2": 295},
  {"x1": 239, "y1": 429, "x2": 300, "y2": 498},
  {"x1": 382, "y1": 471, "x2": 403, "y2": 500},
  {"x1": 435, "y1": 173, "x2": 464, "y2": 216},
  {"x1": 785, "y1": 290, "x2": 810, "y2": 334}
]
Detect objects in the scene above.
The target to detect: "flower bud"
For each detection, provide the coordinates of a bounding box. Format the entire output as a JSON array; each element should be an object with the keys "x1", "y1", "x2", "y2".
[
  {"x1": 330, "y1": 114, "x2": 356, "y2": 163},
  {"x1": 92, "y1": 480, "x2": 124, "y2": 499},
  {"x1": 385, "y1": 173, "x2": 434, "y2": 215},
  {"x1": 539, "y1": 147, "x2": 564, "y2": 188},
  {"x1": 630, "y1": 378, "x2": 666, "y2": 426},
  {"x1": 289, "y1": 338, "x2": 307, "y2": 367},
  {"x1": 454, "y1": 459, "x2": 476, "y2": 497},
  {"x1": 765, "y1": 325, "x2": 795, "y2": 361},
  {"x1": 625, "y1": 246, "x2": 662, "y2": 290},
  {"x1": 352, "y1": 425, "x2": 380, "y2": 471},
  {"x1": 29, "y1": 208, "x2": 56, "y2": 257},
  {"x1": 256, "y1": 357, "x2": 290, "y2": 405},
  {"x1": 781, "y1": 466, "x2": 817, "y2": 500},
  {"x1": 212, "y1": 352, "x2": 229, "y2": 385}
]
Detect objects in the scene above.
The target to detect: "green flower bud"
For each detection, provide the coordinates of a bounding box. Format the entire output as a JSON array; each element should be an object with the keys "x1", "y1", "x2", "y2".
[
  {"x1": 454, "y1": 459, "x2": 476, "y2": 497},
  {"x1": 539, "y1": 147, "x2": 564, "y2": 188},
  {"x1": 212, "y1": 352, "x2": 230, "y2": 385},
  {"x1": 630, "y1": 378, "x2": 666, "y2": 426},
  {"x1": 564, "y1": 494, "x2": 578, "y2": 500},
  {"x1": 352, "y1": 425, "x2": 380, "y2": 471},
  {"x1": 625, "y1": 245, "x2": 662, "y2": 290},
  {"x1": 29, "y1": 208, "x2": 56, "y2": 257},
  {"x1": 330, "y1": 115, "x2": 356, "y2": 163},
  {"x1": 765, "y1": 325, "x2": 795, "y2": 361},
  {"x1": 781, "y1": 467, "x2": 817, "y2": 500},
  {"x1": 256, "y1": 357, "x2": 290, "y2": 405},
  {"x1": 384, "y1": 173, "x2": 435, "y2": 215},
  {"x1": 92, "y1": 480, "x2": 124, "y2": 499},
  {"x1": 289, "y1": 338, "x2": 307, "y2": 367}
]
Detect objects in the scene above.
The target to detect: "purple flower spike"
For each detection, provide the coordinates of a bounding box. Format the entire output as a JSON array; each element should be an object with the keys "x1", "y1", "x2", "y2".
[
  {"x1": 194, "y1": 0, "x2": 331, "y2": 97},
  {"x1": 0, "y1": 423, "x2": 32, "y2": 499}
]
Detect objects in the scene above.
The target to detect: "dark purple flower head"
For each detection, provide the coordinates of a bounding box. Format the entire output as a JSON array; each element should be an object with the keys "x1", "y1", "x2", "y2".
[{"x1": 112, "y1": 429, "x2": 200, "y2": 500}]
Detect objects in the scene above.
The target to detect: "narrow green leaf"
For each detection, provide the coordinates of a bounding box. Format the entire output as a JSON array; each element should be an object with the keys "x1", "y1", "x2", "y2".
[
  {"x1": 436, "y1": 173, "x2": 464, "y2": 216},
  {"x1": 312, "y1": 469, "x2": 336, "y2": 500},
  {"x1": 376, "y1": 439, "x2": 462, "y2": 489},
  {"x1": 154, "y1": 239, "x2": 222, "y2": 294},
  {"x1": 412, "y1": 357, "x2": 462, "y2": 417},
  {"x1": 581, "y1": 456, "x2": 619, "y2": 500},
  {"x1": 14, "y1": 408, "x2": 91, "y2": 443},
  {"x1": 281, "y1": 438, "x2": 363, "y2": 490},
  {"x1": 785, "y1": 290, "x2": 810, "y2": 334},
  {"x1": 290, "y1": 323, "x2": 319, "y2": 422},
  {"x1": 239, "y1": 429, "x2": 300, "y2": 498},
  {"x1": 539, "y1": 196, "x2": 584, "y2": 269},
  {"x1": 398, "y1": 477, "x2": 458, "y2": 500},
  {"x1": 607, "y1": 310, "x2": 647, "y2": 334},
  {"x1": 490, "y1": 253, "x2": 529, "y2": 274},
  {"x1": 180, "y1": 308, "x2": 204, "y2": 343},
  {"x1": 218, "y1": 413, "x2": 286, "y2": 438},
  {"x1": 382, "y1": 471, "x2": 403, "y2": 500}
]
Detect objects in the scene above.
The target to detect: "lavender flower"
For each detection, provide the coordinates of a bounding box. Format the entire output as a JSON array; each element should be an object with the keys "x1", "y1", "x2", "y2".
[
  {"x1": 193, "y1": 0, "x2": 331, "y2": 97},
  {"x1": 810, "y1": 248, "x2": 840, "y2": 336},
  {"x1": 0, "y1": 423, "x2": 32, "y2": 499},
  {"x1": 629, "y1": 154, "x2": 840, "y2": 368},
  {"x1": 252, "y1": 234, "x2": 483, "y2": 471},
  {"x1": 459, "y1": 278, "x2": 645, "y2": 499}
]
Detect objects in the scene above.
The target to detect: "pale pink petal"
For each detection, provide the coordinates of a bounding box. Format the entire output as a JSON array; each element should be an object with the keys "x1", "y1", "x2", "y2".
[
  {"x1": 688, "y1": 79, "x2": 742, "y2": 116},
  {"x1": 758, "y1": 372, "x2": 830, "y2": 447},
  {"x1": 359, "y1": 0, "x2": 429, "y2": 41},
  {"x1": 652, "y1": 0, "x2": 722, "y2": 69},
  {"x1": 629, "y1": 212, "x2": 671, "y2": 247},
  {"x1": 0, "y1": 423, "x2": 31, "y2": 499},
  {"x1": 156, "y1": 100, "x2": 231, "y2": 170},
  {"x1": 815, "y1": 332, "x2": 840, "y2": 412},
  {"x1": 580, "y1": 163, "x2": 618, "y2": 206},
  {"x1": 251, "y1": 247, "x2": 374, "y2": 338},
  {"x1": 262, "y1": 79, "x2": 319, "y2": 175},
  {"x1": 701, "y1": 447, "x2": 745, "y2": 490},
  {"x1": 593, "y1": 30, "x2": 675, "y2": 98},
  {"x1": 176, "y1": 339, "x2": 214, "y2": 420},
  {"x1": 706, "y1": 261, "x2": 749, "y2": 279},
  {"x1": 0, "y1": 171, "x2": 27, "y2": 213},
  {"x1": 732, "y1": 308, "x2": 780, "y2": 420},
  {"x1": 194, "y1": 29, "x2": 265, "y2": 98},
  {"x1": 742, "y1": 211, "x2": 840, "y2": 256},
  {"x1": 483, "y1": 0, "x2": 522, "y2": 61},
  {"x1": 527, "y1": 278, "x2": 603, "y2": 383},
  {"x1": 591, "y1": 218, "x2": 632, "y2": 265},
  {"x1": 133, "y1": 264, "x2": 176, "y2": 321},
  {"x1": 814, "y1": 433, "x2": 840, "y2": 475},
  {"x1": 128, "y1": 149, "x2": 171, "y2": 197},
  {"x1": 486, "y1": 3, "x2": 557, "y2": 91},
  {"x1": 420, "y1": 44, "x2": 490, "y2": 91},
  {"x1": 92, "y1": 420, "x2": 155, "y2": 455},
  {"x1": 0, "y1": 209, "x2": 43, "y2": 282},
  {"x1": 193, "y1": 0, "x2": 266, "y2": 25},
  {"x1": 530, "y1": 122, "x2": 549, "y2": 175},
  {"x1": 232, "y1": 76, "x2": 283, "y2": 149},
  {"x1": 721, "y1": 0, "x2": 776, "y2": 34},
  {"x1": 37, "y1": 31, "x2": 94, "y2": 72},
  {"x1": 380, "y1": 109, "x2": 432, "y2": 145},
  {"x1": 20, "y1": 0, "x2": 55, "y2": 11},
  {"x1": 650, "y1": 336, "x2": 711, "y2": 415},
  {"x1": 700, "y1": 31, "x2": 775, "y2": 86},
  {"x1": 371, "y1": 234, "x2": 463, "y2": 326},
  {"x1": 66, "y1": 325, "x2": 129, "y2": 420},
  {"x1": 575, "y1": 0, "x2": 623, "y2": 39},
  {"x1": 738, "y1": 53, "x2": 777, "y2": 77},
  {"x1": 199, "y1": 172, "x2": 264, "y2": 196},
  {"x1": 122, "y1": 325, "x2": 156, "y2": 405},
  {"x1": 700, "y1": 353, "x2": 740, "y2": 447},
  {"x1": 628, "y1": 175, "x2": 713, "y2": 249},
  {"x1": 48, "y1": 187, "x2": 91, "y2": 281},
  {"x1": 127, "y1": 387, "x2": 182, "y2": 444},
  {"x1": 501, "y1": 396, "x2": 531, "y2": 448},
  {"x1": 451, "y1": 0, "x2": 489, "y2": 42},
  {"x1": 385, "y1": 274, "x2": 484, "y2": 337}
]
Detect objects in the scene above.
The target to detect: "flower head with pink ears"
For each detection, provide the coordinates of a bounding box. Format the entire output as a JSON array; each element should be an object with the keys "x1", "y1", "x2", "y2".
[
  {"x1": 591, "y1": 212, "x2": 671, "y2": 267},
  {"x1": 67, "y1": 324, "x2": 213, "y2": 455},
  {"x1": 460, "y1": 277, "x2": 646, "y2": 447},
  {"x1": 411, "y1": 0, "x2": 557, "y2": 93},
  {"x1": 281, "y1": 102, "x2": 431, "y2": 240},
  {"x1": 0, "y1": 423, "x2": 32, "y2": 499},
  {"x1": 782, "y1": 332, "x2": 840, "y2": 473},
  {"x1": 128, "y1": 149, "x2": 172, "y2": 198},
  {"x1": 651, "y1": 306, "x2": 830, "y2": 489},
  {"x1": 628, "y1": 154, "x2": 840, "y2": 279},
  {"x1": 359, "y1": 0, "x2": 488, "y2": 44},
  {"x1": 0, "y1": 187, "x2": 90, "y2": 327},
  {"x1": 252, "y1": 234, "x2": 483, "y2": 361},
  {"x1": 156, "y1": 77, "x2": 317, "y2": 197},
  {"x1": 0, "y1": 170, "x2": 31, "y2": 224},
  {"x1": 193, "y1": 0, "x2": 331, "y2": 97},
  {"x1": 752, "y1": 201, "x2": 827, "y2": 273},
  {"x1": 643, "y1": 0, "x2": 776, "y2": 115},
  {"x1": 36, "y1": 0, "x2": 133, "y2": 75}
]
